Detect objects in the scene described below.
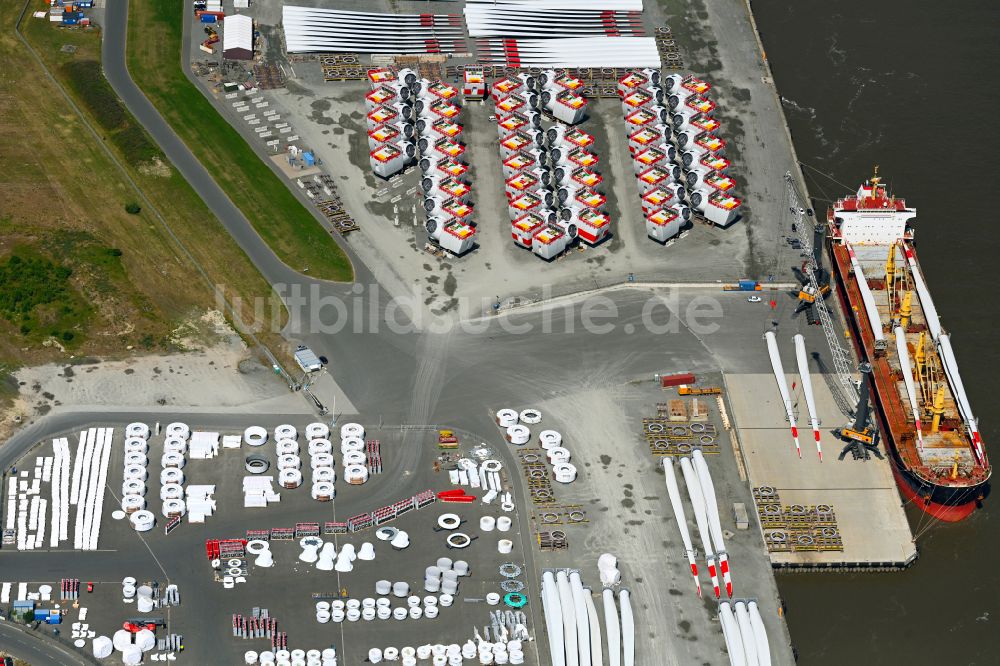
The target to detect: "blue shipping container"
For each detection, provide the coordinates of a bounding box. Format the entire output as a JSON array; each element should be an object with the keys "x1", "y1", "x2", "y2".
[
  {"x1": 200, "y1": 14, "x2": 217, "y2": 23},
  {"x1": 45, "y1": 614, "x2": 62, "y2": 624},
  {"x1": 33, "y1": 609, "x2": 50, "y2": 620},
  {"x1": 62, "y1": 18, "x2": 79, "y2": 25},
  {"x1": 737, "y1": 279, "x2": 758, "y2": 291}
]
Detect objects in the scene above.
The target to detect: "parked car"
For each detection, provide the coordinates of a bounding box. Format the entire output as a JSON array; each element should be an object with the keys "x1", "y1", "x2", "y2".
[{"x1": 747, "y1": 295, "x2": 762, "y2": 303}]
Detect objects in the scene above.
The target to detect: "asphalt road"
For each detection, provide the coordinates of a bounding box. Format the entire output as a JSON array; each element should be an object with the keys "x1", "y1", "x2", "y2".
[{"x1": 0, "y1": 620, "x2": 95, "y2": 666}]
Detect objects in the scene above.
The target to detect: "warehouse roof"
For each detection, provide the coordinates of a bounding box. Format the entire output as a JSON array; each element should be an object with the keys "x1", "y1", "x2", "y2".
[{"x1": 223, "y1": 14, "x2": 253, "y2": 53}]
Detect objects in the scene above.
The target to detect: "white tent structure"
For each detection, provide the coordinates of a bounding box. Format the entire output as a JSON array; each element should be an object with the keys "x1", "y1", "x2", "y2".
[{"x1": 223, "y1": 14, "x2": 253, "y2": 60}]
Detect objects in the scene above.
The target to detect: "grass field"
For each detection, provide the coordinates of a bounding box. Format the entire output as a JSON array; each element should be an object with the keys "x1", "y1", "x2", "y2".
[
  {"x1": 3, "y1": 3, "x2": 290, "y2": 371},
  {"x1": 126, "y1": 1, "x2": 354, "y2": 282}
]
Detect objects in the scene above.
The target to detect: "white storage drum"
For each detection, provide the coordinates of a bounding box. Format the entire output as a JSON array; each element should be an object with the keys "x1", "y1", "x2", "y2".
[
  {"x1": 279, "y1": 468, "x2": 303, "y2": 489},
  {"x1": 276, "y1": 439, "x2": 299, "y2": 456},
  {"x1": 124, "y1": 464, "x2": 147, "y2": 481},
  {"x1": 308, "y1": 440, "x2": 332, "y2": 455},
  {"x1": 313, "y1": 467, "x2": 335, "y2": 483},
  {"x1": 305, "y1": 423, "x2": 330, "y2": 440},
  {"x1": 123, "y1": 451, "x2": 147, "y2": 467},
  {"x1": 340, "y1": 423, "x2": 365, "y2": 440},
  {"x1": 160, "y1": 483, "x2": 183, "y2": 501},
  {"x1": 310, "y1": 453, "x2": 334, "y2": 469},
  {"x1": 121, "y1": 495, "x2": 145, "y2": 514},
  {"x1": 165, "y1": 422, "x2": 190, "y2": 440},
  {"x1": 244, "y1": 426, "x2": 268, "y2": 446},
  {"x1": 278, "y1": 454, "x2": 301, "y2": 470},
  {"x1": 125, "y1": 423, "x2": 150, "y2": 440},
  {"x1": 340, "y1": 438, "x2": 365, "y2": 454},
  {"x1": 344, "y1": 465, "x2": 368, "y2": 485},
  {"x1": 160, "y1": 468, "x2": 184, "y2": 485},
  {"x1": 495, "y1": 409, "x2": 518, "y2": 428}
]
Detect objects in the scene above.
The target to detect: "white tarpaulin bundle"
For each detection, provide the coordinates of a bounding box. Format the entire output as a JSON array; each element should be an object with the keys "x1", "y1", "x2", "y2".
[
  {"x1": 479, "y1": 37, "x2": 661, "y2": 68},
  {"x1": 466, "y1": 0, "x2": 644, "y2": 9},
  {"x1": 465, "y1": 6, "x2": 645, "y2": 38},
  {"x1": 465, "y1": 0, "x2": 658, "y2": 67},
  {"x1": 283, "y1": 5, "x2": 465, "y2": 53}
]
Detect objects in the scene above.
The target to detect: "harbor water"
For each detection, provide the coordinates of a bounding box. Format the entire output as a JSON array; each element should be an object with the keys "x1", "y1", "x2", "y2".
[{"x1": 753, "y1": 0, "x2": 1000, "y2": 663}]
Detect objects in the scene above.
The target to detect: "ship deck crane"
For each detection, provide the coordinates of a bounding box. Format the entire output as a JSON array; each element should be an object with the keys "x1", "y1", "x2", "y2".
[{"x1": 786, "y1": 171, "x2": 859, "y2": 418}]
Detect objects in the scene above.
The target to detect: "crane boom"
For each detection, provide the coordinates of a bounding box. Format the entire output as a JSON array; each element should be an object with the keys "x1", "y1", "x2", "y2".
[{"x1": 786, "y1": 171, "x2": 858, "y2": 417}]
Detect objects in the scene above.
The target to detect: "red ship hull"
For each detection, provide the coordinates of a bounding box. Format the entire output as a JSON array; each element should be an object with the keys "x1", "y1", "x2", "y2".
[{"x1": 829, "y1": 245, "x2": 988, "y2": 522}]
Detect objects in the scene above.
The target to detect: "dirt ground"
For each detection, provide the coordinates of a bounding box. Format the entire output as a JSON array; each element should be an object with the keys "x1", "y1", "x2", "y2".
[{"x1": 0, "y1": 313, "x2": 291, "y2": 445}]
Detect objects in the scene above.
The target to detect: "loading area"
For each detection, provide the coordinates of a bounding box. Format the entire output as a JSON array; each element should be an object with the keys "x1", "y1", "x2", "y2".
[{"x1": 726, "y1": 371, "x2": 917, "y2": 570}]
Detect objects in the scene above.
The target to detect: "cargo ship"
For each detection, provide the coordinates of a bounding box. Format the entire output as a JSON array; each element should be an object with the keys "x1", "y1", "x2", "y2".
[{"x1": 827, "y1": 170, "x2": 990, "y2": 521}]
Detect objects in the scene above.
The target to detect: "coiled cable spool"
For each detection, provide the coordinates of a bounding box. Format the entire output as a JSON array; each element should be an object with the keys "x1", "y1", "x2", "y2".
[
  {"x1": 547, "y1": 447, "x2": 570, "y2": 464},
  {"x1": 165, "y1": 422, "x2": 190, "y2": 440},
  {"x1": 495, "y1": 409, "x2": 518, "y2": 428},
  {"x1": 121, "y1": 494, "x2": 145, "y2": 513},
  {"x1": 276, "y1": 439, "x2": 299, "y2": 456},
  {"x1": 340, "y1": 438, "x2": 365, "y2": 454},
  {"x1": 122, "y1": 479, "x2": 146, "y2": 497},
  {"x1": 552, "y1": 462, "x2": 577, "y2": 483},
  {"x1": 343, "y1": 450, "x2": 367, "y2": 466},
  {"x1": 308, "y1": 439, "x2": 332, "y2": 456},
  {"x1": 277, "y1": 454, "x2": 301, "y2": 470},
  {"x1": 162, "y1": 499, "x2": 186, "y2": 518},
  {"x1": 305, "y1": 423, "x2": 330, "y2": 440},
  {"x1": 123, "y1": 438, "x2": 149, "y2": 455},
  {"x1": 130, "y1": 510, "x2": 155, "y2": 532},
  {"x1": 311, "y1": 482, "x2": 335, "y2": 501},
  {"x1": 244, "y1": 455, "x2": 269, "y2": 474},
  {"x1": 505, "y1": 425, "x2": 530, "y2": 446},
  {"x1": 123, "y1": 451, "x2": 148, "y2": 467},
  {"x1": 274, "y1": 424, "x2": 297, "y2": 441},
  {"x1": 313, "y1": 466, "x2": 335, "y2": 483},
  {"x1": 160, "y1": 452, "x2": 185, "y2": 469},
  {"x1": 125, "y1": 423, "x2": 150, "y2": 440},
  {"x1": 340, "y1": 423, "x2": 365, "y2": 440},
  {"x1": 124, "y1": 464, "x2": 148, "y2": 481},
  {"x1": 279, "y1": 468, "x2": 303, "y2": 489},
  {"x1": 160, "y1": 483, "x2": 184, "y2": 501},
  {"x1": 538, "y1": 430, "x2": 562, "y2": 449},
  {"x1": 310, "y1": 453, "x2": 334, "y2": 469},
  {"x1": 163, "y1": 438, "x2": 187, "y2": 455},
  {"x1": 244, "y1": 426, "x2": 268, "y2": 447},
  {"x1": 437, "y1": 514, "x2": 461, "y2": 530},
  {"x1": 519, "y1": 409, "x2": 542, "y2": 424},
  {"x1": 344, "y1": 464, "x2": 368, "y2": 485}
]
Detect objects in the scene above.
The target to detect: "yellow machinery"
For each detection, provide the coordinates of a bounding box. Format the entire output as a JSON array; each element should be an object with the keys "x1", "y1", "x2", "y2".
[
  {"x1": 930, "y1": 385, "x2": 946, "y2": 433},
  {"x1": 898, "y1": 291, "x2": 913, "y2": 329},
  {"x1": 839, "y1": 427, "x2": 875, "y2": 445},
  {"x1": 678, "y1": 385, "x2": 722, "y2": 396},
  {"x1": 796, "y1": 283, "x2": 830, "y2": 305},
  {"x1": 437, "y1": 429, "x2": 459, "y2": 449}
]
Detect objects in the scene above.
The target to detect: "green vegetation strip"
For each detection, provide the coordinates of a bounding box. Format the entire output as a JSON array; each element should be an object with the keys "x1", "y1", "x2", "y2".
[
  {"x1": 62, "y1": 60, "x2": 162, "y2": 165},
  {"x1": 0, "y1": 252, "x2": 91, "y2": 345},
  {"x1": 127, "y1": 0, "x2": 353, "y2": 281}
]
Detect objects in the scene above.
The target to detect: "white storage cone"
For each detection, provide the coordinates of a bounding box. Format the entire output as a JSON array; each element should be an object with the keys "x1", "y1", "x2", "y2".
[
  {"x1": 316, "y1": 543, "x2": 336, "y2": 571},
  {"x1": 390, "y1": 531, "x2": 410, "y2": 549},
  {"x1": 357, "y1": 542, "x2": 375, "y2": 561}
]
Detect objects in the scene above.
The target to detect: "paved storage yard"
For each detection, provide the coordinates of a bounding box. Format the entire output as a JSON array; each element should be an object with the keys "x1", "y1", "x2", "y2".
[{"x1": 727, "y1": 372, "x2": 917, "y2": 569}]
